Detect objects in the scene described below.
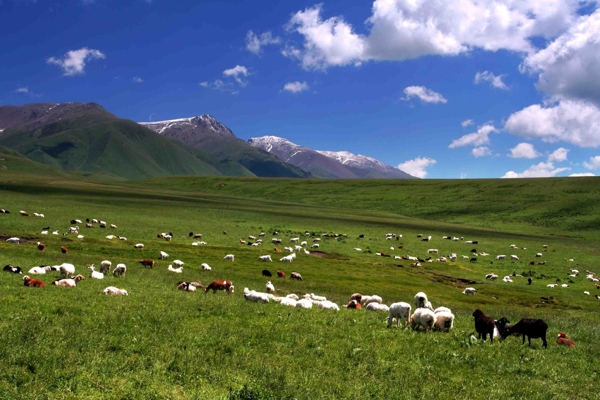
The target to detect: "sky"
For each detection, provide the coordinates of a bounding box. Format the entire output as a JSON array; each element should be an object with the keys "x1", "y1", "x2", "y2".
[{"x1": 1, "y1": 0, "x2": 600, "y2": 179}]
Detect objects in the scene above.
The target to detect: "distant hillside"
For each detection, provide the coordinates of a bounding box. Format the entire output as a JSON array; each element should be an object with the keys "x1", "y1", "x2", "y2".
[
  {"x1": 0, "y1": 103, "x2": 233, "y2": 180},
  {"x1": 248, "y1": 136, "x2": 414, "y2": 179},
  {"x1": 140, "y1": 117, "x2": 311, "y2": 178}
]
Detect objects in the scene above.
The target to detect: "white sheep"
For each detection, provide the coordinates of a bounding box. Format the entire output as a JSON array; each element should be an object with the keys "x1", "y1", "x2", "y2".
[
  {"x1": 223, "y1": 254, "x2": 235, "y2": 261},
  {"x1": 311, "y1": 243, "x2": 320, "y2": 249},
  {"x1": 159, "y1": 251, "x2": 169, "y2": 259},
  {"x1": 561, "y1": 284, "x2": 569, "y2": 288},
  {"x1": 99, "y1": 260, "x2": 112, "y2": 274},
  {"x1": 106, "y1": 235, "x2": 116, "y2": 240},
  {"x1": 511, "y1": 255, "x2": 519, "y2": 260},
  {"x1": 434, "y1": 306, "x2": 452, "y2": 314},
  {"x1": 265, "y1": 281, "x2": 275, "y2": 293},
  {"x1": 462, "y1": 287, "x2": 477, "y2": 295},
  {"x1": 173, "y1": 260, "x2": 184, "y2": 267},
  {"x1": 496, "y1": 255, "x2": 506, "y2": 260},
  {"x1": 113, "y1": 264, "x2": 126, "y2": 277},
  {"x1": 290, "y1": 237, "x2": 300, "y2": 243},
  {"x1": 411, "y1": 308, "x2": 436, "y2": 332},
  {"x1": 259, "y1": 255, "x2": 272, "y2": 262},
  {"x1": 41, "y1": 231, "x2": 48, "y2": 235},
  {"x1": 485, "y1": 273, "x2": 498, "y2": 280},
  {"x1": 503, "y1": 276, "x2": 513, "y2": 283},
  {"x1": 433, "y1": 311, "x2": 455, "y2": 332},
  {"x1": 103, "y1": 286, "x2": 128, "y2": 295},
  {"x1": 119, "y1": 236, "x2": 127, "y2": 241},
  {"x1": 366, "y1": 303, "x2": 389, "y2": 312},
  {"x1": 28, "y1": 266, "x2": 50, "y2": 274},
  {"x1": 413, "y1": 292, "x2": 433, "y2": 310},
  {"x1": 52, "y1": 230, "x2": 59, "y2": 235},
  {"x1": 547, "y1": 284, "x2": 557, "y2": 288},
  {"x1": 168, "y1": 265, "x2": 183, "y2": 273},
  {"x1": 387, "y1": 302, "x2": 412, "y2": 328},
  {"x1": 318, "y1": 301, "x2": 340, "y2": 311},
  {"x1": 536, "y1": 253, "x2": 543, "y2": 257},
  {"x1": 361, "y1": 295, "x2": 383, "y2": 307},
  {"x1": 59, "y1": 263, "x2": 75, "y2": 278},
  {"x1": 354, "y1": 248, "x2": 362, "y2": 252},
  {"x1": 286, "y1": 293, "x2": 299, "y2": 300},
  {"x1": 134, "y1": 243, "x2": 144, "y2": 249},
  {"x1": 5, "y1": 237, "x2": 20, "y2": 244},
  {"x1": 279, "y1": 297, "x2": 297, "y2": 307},
  {"x1": 201, "y1": 263, "x2": 211, "y2": 271},
  {"x1": 309, "y1": 293, "x2": 327, "y2": 302},
  {"x1": 88, "y1": 265, "x2": 104, "y2": 279},
  {"x1": 295, "y1": 299, "x2": 313, "y2": 309},
  {"x1": 584, "y1": 291, "x2": 590, "y2": 295},
  {"x1": 244, "y1": 290, "x2": 270, "y2": 303},
  {"x1": 164, "y1": 234, "x2": 172, "y2": 241},
  {"x1": 77, "y1": 235, "x2": 84, "y2": 239},
  {"x1": 280, "y1": 254, "x2": 294, "y2": 262},
  {"x1": 303, "y1": 249, "x2": 310, "y2": 255},
  {"x1": 110, "y1": 224, "x2": 117, "y2": 229}
]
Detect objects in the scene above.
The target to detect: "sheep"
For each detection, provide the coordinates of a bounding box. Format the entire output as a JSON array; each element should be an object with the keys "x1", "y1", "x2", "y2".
[
  {"x1": 20, "y1": 211, "x2": 29, "y2": 216},
  {"x1": 387, "y1": 302, "x2": 411, "y2": 328},
  {"x1": 52, "y1": 275, "x2": 85, "y2": 287},
  {"x1": 52, "y1": 230, "x2": 59, "y2": 235},
  {"x1": 279, "y1": 297, "x2": 297, "y2": 307},
  {"x1": 536, "y1": 253, "x2": 543, "y2": 257},
  {"x1": 99, "y1": 260, "x2": 112, "y2": 274},
  {"x1": 434, "y1": 306, "x2": 452, "y2": 314},
  {"x1": 289, "y1": 237, "x2": 299, "y2": 243},
  {"x1": 139, "y1": 259, "x2": 154, "y2": 268},
  {"x1": 168, "y1": 265, "x2": 183, "y2": 274},
  {"x1": 485, "y1": 273, "x2": 498, "y2": 280},
  {"x1": 134, "y1": 243, "x2": 144, "y2": 249},
  {"x1": 106, "y1": 235, "x2": 116, "y2": 240},
  {"x1": 472, "y1": 309, "x2": 497, "y2": 342},
  {"x1": 413, "y1": 292, "x2": 433, "y2": 311},
  {"x1": 346, "y1": 300, "x2": 362, "y2": 309},
  {"x1": 311, "y1": 243, "x2": 320, "y2": 249},
  {"x1": 103, "y1": 286, "x2": 128, "y2": 295},
  {"x1": 295, "y1": 299, "x2": 313, "y2": 309},
  {"x1": 157, "y1": 251, "x2": 169, "y2": 260},
  {"x1": 172, "y1": 260, "x2": 184, "y2": 268},
  {"x1": 23, "y1": 275, "x2": 45, "y2": 288},
  {"x1": 244, "y1": 290, "x2": 270, "y2": 303},
  {"x1": 280, "y1": 254, "x2": 294, "y2": 262},
  {"x1": 361, "y1": 295, "x2": 383, "y2": 307},
  {"x1": 547, "y1": 284, "x2": 557, "y2": 288},
  {"x1": 5, "y1": 237, "x2": 20, "y2": 244},
  {"x1": 41, "y1": 231, "x2": 48, "y2": 235},
  {"x1": 318, "y1": 301, "x2": 340, "y2": 311},
  {"x1": 462, "y1": 287, "x2": 477, "y2": 295},
  {"x1": 204, "y1": 280, "x2": 234, "y2": 294},
  {"x1": 259, "y1": 255, "x2": 272, "y2": 262},
  {"x1": 411, "y1": 308, "x2": 436, "y2": 332},
  {"x1": 556, "y1": 332, "x2": 575, "y2": 347},
  {"x1": 496, "y1": 255, "x2": 506, "y2": 260},
  {"x1": 113, "y1": 264, "x2": 126, "y2": 277},
  {"x1": 59, "y1": 263, "x2": 75, "y2": 278},
  {"x1": 366, "y1": 303, "x2": 389, "y2": 312},
  {"x1": 277, "y1": 270, "x2": 287, "y2": 278},
  {"x1": 561, "y1": 284, "x2": 569, "y2": 288},
  {"x1": 511, "y1": 255, "x2": 519, "y2": 260},
  {"x1": 501, "y1": 318, "x2": 548, "y2": 349},
  {"x1": 433, "y1": 311, "x2": 455, "y2": 332},
  {"x1": 265, "y1": 281, "x2": 275, "y2": 293},
  {"x1": 3, "y1": 265, "x2": 23, "y2": 274},
  {"x1": 223, "y1": 254, "x2": 235, "y2": 262},
  {"x1": 201, "y1": 263, "x2": 211, "y2": 271},
  {"x1": 503, "y1": 276, "x2": 513, "y2": 283},
  {"x1": 110, "y1": 224, "x2": 117, "y2": 229},
  {"x1": 428, "y1": 249, "x2": 439, "y2": 254},
  {"x1": 88, "y1": 265, "x2": 104, "y2": 279},
  {"x1": 584, "y1": 291, "x2": 590, "y2": 295}
]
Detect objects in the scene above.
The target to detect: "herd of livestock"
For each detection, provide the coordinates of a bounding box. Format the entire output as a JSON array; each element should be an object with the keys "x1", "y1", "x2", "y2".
[{"x1": 1, "y1": 208, "x2": 592, "y2": 349}]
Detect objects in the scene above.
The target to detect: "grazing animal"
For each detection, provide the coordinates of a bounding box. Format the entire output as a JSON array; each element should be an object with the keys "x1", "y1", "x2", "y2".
[
  {"x1": 414, "y1": 292, "x2": 433, "y2": 311},
  {"x1": 501, "y1": 318, "x2": 548, "y2": 349},
  {"x1": 470, "y1": 257, "x2": 477, "y2": 263},
  {"x1": 201, "y1": 263, "x2": 211, "y2": 271},
  {"x1": 37, "y1": 242, "x2": 45, "y2": 251},
  {"x1": 6, "y1": 237, "x2": 20, "y2": 244},
  {"x1": 318, "y1": 301, "x2": 340, "y2": 311},
  {"x1": 134, "y1": 243, "x2": 144, "y2": 249},
  {"x1": 167, "y1": 264, "x2": 183, "y2": 273},
  {"x1": 462, "y1": 287, "x2": 476, "y2": 295},
  {"x1": 433, "y1": 311, "x2": 455, "y2": 332},
  {"x1": 99, "y1": 260, "x2": 112, "y2": 274},
  {"x1": 346, "y1": 300, "x2": 362, "y2": 309},
  {"x1": 20, "y1": 211, "x2": 29, "y2": 216},
  {"x1": 360, "y1": 295, "x2": 383, "y2": 307},
  {"x1": 223, "y1": 254, "x2": 235, "y2": 261},
  {"x1": 472, "y1": 309, "x2": 497, "y2": 342},
  {"x1": 243, "y1": 289, "x2": 270, "y2": 303},
  {"x1": 159, "y1": 251, "x2": 169, "y2": 260},
  {"x1": 61, "y1": 246, "x2": 68, "y2": 254},
  {"x1": 259, "y1": 255, "x2": 272, "y2": 262},
  {"x1": 103, "y1": 286, "x2": 128, "y2": 295},
  {"x1": 387, "y1": 302, "x2": 411, "y2": 328},
  {"x1": 113, "y1": 263, "x2": 126, "y2": 277},
  {"x1": 350, "y1": 293, "x2": 362, "y2": 302},
  {"x1": 58, "y1": 263, "x2": 75, "y2": 278},
  {"x1": 411, "y1": 308, "x2": 436, "y2": 332},
  {"x1": 485, "y1": 273, "x2": 498, "y2": 280},
  {"x1": 204, "y1": 280, "x2": 234, "y2": 294},
  {"x1": 3, "y1": 265, "x2": 23, "y2": 274},
  {"x1": 556, "y1": 332, "x2": 575, "y2": 347},
  {"x1": 265, "y1": 281, "x2": 275, "y2": 292},
  {"x1": 366, "y1": 302, "x2": 389, "y2": 312},
  {"x1": 277, "y1": 270, "x2": 286, "y2": 278},
  {"x1": 88, "y1": 265, "x2": 104, "y2": 279},
  {"x1": 23, "y1": 275, "x2": 45, "y2": 288},
  {"x1": 139, "y1": 259, "x2": 155, "y2": 268},
  {"x1": 262, "y1": 269, "x2": 272, "y2": 277},
  {"x1": 290, "y1": 272, "x2": 303, "y2": 280}
]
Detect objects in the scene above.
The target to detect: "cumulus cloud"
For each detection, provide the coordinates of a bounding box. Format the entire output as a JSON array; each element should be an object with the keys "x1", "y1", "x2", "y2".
[
  {"x1": 286, "y1": 1, "x2": 583, "y2": 70},
  {"x1": 283, "y1": 81, "x2": 309, "y2": 93},
  {"x1": 397, "y1": 157, "x2": 436, "y2": 178},
  {"x1": 133, "y1": 77, "x2": 143, "y2": 83},
  {"x1": 502, "y1": 161, "x2": 570, "y2": 178},
  {"x1": 509, "y1": 143, "x2": 540, "y2": 159},
  {"x1": 472, "y1": 147, "x2": 492, "y2": 158},
  {"x1": 504, "y1": 100, "x2": 600, "y2": 148},
  {"x1": 569, "y1": 172, "x2": 595, "y2": 177},
  {"x1": 47, "y1": 47, "x2": 105, "y2": 76},
  {"x1": 402, "y1": 86, "x2": 447, "y2": 104},
  {"x1": 449, "y1": 124, "x2": 498, "y2": 148},
  {"x1": 474, "y1": 71, "x2": 508, "y2": 90},
  {"x1": 223, "y1": 65, "x2": 249, "y2": 86},
  {"x1": 548, "y1": 147, "x2": 569, "y2": 163},
  {"x1": 246, "y1": 31, "x2": 281, "y2": 55},
  {"x1": 583, "y1": 156, "x2": 600, "y2": 170},
  {"x1": 461, "y1": 119, "x2": 474, "y2": 127}
]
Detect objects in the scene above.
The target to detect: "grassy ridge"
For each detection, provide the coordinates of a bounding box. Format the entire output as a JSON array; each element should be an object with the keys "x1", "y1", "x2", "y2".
[
  {"x1": 0, "y1": 175, "x2": 599, "y2": 398},
  {"x1": 135, "y1": 176, "x2": 600, "y2": 239}
]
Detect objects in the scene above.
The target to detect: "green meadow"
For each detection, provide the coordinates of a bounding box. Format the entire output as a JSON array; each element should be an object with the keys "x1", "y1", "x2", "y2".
[{"x1": 1, "y1": 171, "x2": 599, "y2": 399}]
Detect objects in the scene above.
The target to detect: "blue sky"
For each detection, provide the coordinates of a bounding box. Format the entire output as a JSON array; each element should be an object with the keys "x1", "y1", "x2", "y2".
[{"x1": 2, "y1": 0, "x2": 600, "y2": 178}]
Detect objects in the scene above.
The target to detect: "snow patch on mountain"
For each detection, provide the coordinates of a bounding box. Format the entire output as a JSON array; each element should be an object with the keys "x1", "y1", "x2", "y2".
[
  {"x1": 140, "y1": 114, "x2": 234, "y2": 137},
  {"x1": 316, "y1": 150, "x2": 388, "y2": 169}
]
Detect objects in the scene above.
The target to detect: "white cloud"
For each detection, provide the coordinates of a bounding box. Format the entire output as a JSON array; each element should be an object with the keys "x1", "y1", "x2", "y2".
[
  {"x1": 502, "y1": 161, "x2": 570, "y2": 178},
  {"x1": 460, "y1": 172, "x2": 468, "y2": 179},
  {"x1": 47, "y1": 47, "x2": 105, "y2": 76},
  {"x1": 286, "y1": 1, "x2": 583, "y2": 70},
  {"x1": 246, "y1": 31, "x2": 281, "y2": 55},
  {"x1": 472, "y1": 147, "x2": 492, "y2": 158},
  {"x1": 504, "y1": 100, "x2": 600, "y2": 148},
  {"x1": 397, "y1": 157, "x2": 436, "y2": 178},
  {"x1": 199, "y1": 79, "x2": 238, "y2": 94},
  {"x1": 461, "y1": 119, "x2": 474, "y2": 127},
  {"x1": 509, "y1": 143, "x2": 540, "y2": 159},
  {"x1": 199, "y1": 81, "x2": 210, "y2": 87},
  {"x1": 474, "y1": 71, "x2": 508, "y2": 90},
  {"x1": 583, "y1": 156, "x2": 600, "y2": 170},
  {"x1": 402, "y1": 86, "x2": 447, "y2": 104},
  {"x1": 223, "y1": 65, "x2": 249, "y2": 86},
  {"x1": 15, "y1": 87, "x2": 29, "y2": 93},
  {"x1": 548, "y1": 147, "x2": 569, "y2": 163},
  {"x1": 569, "y1": 172, "x2": 595, "y2": 177},
  {"x1": 449, "y1": 124, "x2": 498, "y2": 148},
  {"x1": 133, "y1": 77, "x2": 143, "y2": 83},
  {"x1": 283, "y1": 81, "x2": 309, "y2": 93}
]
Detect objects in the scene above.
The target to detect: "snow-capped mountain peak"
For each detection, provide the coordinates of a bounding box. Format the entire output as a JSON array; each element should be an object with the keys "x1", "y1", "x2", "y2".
[
  {"x1": 140, "y1": 114, "x2": 234, "y2": 137},
  {"x1": 316, "y1": 150, "x2": 388, "y2": 169}
]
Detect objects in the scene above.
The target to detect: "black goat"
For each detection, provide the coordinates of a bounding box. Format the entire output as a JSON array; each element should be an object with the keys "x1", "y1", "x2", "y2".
[
  {"x1": 501, "y1": 318, "x2": 548, "y2": 349},
  {"x1": 472, "y1": 309, "x2": 497, "y2": 342}
]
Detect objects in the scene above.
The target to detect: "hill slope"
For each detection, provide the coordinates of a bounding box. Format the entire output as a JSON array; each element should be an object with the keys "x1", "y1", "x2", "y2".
[
  {"x1": 0, "y1": 103, "x2": 252, "y2": 180},
  {"x1": 140, "y1": 117, "x2": 311, "y2": 178}
]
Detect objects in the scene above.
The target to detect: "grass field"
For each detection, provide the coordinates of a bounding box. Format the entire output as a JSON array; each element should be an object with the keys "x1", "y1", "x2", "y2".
[{"x1": 1, "y1": 172, "x2": 599, "y2": 399}]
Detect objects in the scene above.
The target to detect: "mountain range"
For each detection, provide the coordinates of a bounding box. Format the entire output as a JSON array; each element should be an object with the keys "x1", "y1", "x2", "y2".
[{"x1": 0, "y1": 102, "x2": 413, "y2": 180}]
